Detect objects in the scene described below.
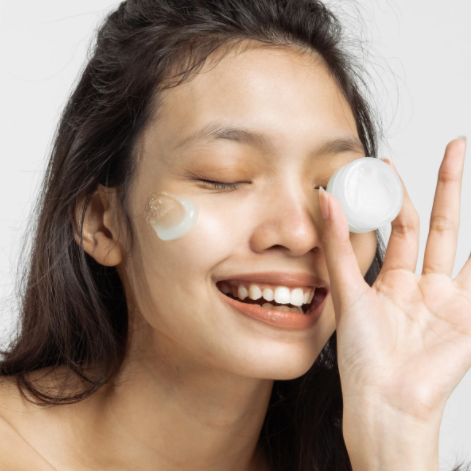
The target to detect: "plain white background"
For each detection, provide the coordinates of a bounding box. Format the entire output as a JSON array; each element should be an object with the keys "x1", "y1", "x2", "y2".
[{"x1": 0, "y1": 0, "x2": 470, "y2": 467}]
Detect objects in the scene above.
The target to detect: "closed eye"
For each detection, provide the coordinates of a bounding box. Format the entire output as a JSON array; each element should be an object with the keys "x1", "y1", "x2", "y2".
[
  {"x1": 198, "y1": 180, "x2": 248, "y2": 191},
  {"x1": 196, "y1": 178, "x2": 327, "y2": 191}
]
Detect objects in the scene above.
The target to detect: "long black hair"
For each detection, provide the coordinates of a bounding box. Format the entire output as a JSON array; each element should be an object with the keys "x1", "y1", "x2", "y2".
[{"x1": 1, "y1": 1, "x2": 468, "y2": 470}]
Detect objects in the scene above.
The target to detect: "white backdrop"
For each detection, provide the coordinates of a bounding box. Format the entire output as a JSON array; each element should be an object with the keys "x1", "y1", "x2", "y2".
[{"x1": 0, "y1": 0, "x2": 470, "y2": 467}]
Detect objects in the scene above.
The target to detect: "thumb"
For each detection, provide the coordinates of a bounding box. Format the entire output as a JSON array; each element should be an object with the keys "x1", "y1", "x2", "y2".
[{"x1": 318, "y1": 186, "x2": 368, "y2": 320}]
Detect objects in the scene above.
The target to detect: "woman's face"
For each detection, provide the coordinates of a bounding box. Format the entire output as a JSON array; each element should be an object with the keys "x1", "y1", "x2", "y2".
[{"x1": 122, "y1": 44, "x2": 377, "y2": 379}]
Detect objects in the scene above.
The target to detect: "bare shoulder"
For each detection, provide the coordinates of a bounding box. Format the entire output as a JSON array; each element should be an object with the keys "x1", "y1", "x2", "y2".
[
  {"x1": 0, "y1": 377, "x2": 58, "y2": 471},
  {"x1": 0, "y1": 414, "x2": 57, "y2": 471}
]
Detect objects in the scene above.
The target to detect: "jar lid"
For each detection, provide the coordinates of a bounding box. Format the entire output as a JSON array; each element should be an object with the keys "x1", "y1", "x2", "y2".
[{"x1": 330, "y1": 157, "x2": 403, "y2": 232}]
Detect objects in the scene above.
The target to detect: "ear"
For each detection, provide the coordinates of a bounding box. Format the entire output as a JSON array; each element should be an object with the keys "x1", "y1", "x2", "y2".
[{"x1": 73, "y1": 185, "x2": 125, "y2": 267}]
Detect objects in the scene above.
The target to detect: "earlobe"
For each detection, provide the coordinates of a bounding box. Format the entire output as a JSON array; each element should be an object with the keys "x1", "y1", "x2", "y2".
[
  {"x1": 79, "y1": 232, "x2": 123, "y2": 267},
  {"x1": 73, "y1": 186, "x2": 124, "y2": 267}
]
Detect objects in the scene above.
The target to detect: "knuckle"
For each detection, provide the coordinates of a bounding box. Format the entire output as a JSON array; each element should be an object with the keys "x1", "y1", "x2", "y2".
[
  {"x1": 391, "y1": 221, "x2": 418, "y2": 238},
  {"x1": 430, "y1": 215, "x2": 459, "y2": 233},
  {"x1": 438, "y1": 170, "x2": 460, "y2": 184}
]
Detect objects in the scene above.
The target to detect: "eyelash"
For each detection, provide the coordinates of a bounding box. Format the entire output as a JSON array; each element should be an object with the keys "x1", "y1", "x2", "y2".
[
  {"x1": 197, "y1": 180, "x2": 327, "y2": 191},
  {"x1": 199, "y1": 180, "x2": 247, "y2": 191}
]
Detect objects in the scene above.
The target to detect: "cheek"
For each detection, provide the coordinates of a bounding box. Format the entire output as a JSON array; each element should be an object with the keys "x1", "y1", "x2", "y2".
[
  {"x1": 123, "y1": 200, "x2": 261, "y2": 355},
  {"x1": 126, "y1": 201, "x2": 251, "y2": 312},
  {"x1": 162, "y1": 202, "x2": 249, "y2": 271}
]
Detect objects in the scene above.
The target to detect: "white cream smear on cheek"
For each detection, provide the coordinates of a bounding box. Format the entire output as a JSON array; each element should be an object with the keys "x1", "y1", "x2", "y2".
[{"x1": 145, "y1": 191, "x2": 199, "y2": 240}]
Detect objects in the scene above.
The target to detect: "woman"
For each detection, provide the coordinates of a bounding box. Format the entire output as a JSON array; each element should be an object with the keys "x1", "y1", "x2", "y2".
[{"x1": 0, "y1": 0, "x2": 470, "y2": 469}]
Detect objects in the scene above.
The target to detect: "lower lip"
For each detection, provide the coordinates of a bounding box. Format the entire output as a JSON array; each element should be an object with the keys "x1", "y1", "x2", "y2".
[{"x1": 217, "y1": 288, "x2": 328, "y2": 330}]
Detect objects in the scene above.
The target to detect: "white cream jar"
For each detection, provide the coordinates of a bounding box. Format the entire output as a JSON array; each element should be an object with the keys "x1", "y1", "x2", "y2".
[{"x1": 325, "y1": 157, "x2": 403, "y2": 233}]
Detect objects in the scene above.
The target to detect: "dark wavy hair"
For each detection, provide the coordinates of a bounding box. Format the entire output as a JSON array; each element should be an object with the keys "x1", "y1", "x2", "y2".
[{"x1": 1, "y1": 1, "x2": 468, "y2": 470}]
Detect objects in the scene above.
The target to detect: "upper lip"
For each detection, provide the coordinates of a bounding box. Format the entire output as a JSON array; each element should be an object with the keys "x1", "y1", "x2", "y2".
[{"x1": 215, "y1": 271, "x2": 329, "y2": 290}]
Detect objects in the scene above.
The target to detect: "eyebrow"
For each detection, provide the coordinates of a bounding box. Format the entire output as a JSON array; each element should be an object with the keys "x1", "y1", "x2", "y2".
[{"x1": 172, "y1": 122, "x2": 365, "y2": 156}]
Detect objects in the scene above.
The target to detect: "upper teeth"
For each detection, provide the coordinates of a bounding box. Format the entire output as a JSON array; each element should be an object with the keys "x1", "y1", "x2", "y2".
[{"x1": 219, "y1": 282, "x2": 315, "y2": 306}]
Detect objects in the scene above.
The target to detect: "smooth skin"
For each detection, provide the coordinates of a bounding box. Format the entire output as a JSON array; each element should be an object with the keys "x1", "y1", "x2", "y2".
[{"x1": 0, "y1": 41, "x2": 468, "y2": 471}]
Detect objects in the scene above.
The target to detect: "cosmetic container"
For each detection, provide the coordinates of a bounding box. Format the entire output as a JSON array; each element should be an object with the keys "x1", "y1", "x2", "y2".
[{"x1": 326, "y1": 157, "x2": 403, "y2": 233}]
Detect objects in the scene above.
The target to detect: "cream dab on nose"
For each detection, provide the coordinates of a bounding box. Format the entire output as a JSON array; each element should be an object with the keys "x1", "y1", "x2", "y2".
[{"x1": 145, "y1": 191, "x2": 198, "y2": 241}]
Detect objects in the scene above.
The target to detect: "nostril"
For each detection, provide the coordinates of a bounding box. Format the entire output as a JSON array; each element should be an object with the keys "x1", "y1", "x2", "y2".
[{"x1": 267, "y1": 245, "x2": 285, "y2": 252}]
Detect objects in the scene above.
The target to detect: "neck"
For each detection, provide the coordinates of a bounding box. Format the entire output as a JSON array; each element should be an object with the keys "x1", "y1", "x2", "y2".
[{"x1": 69, "y1": 317, "x2": 274, "y2": 471}]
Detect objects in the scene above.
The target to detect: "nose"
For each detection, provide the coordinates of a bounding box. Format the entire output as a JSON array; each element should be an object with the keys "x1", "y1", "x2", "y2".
[{"x1": 249, "y1": 180, "x2": 323, "y2": 257}]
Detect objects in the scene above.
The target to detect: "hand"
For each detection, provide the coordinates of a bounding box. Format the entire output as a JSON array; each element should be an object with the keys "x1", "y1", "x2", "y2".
[{"x1": 318, "y1": 138, "x2": 471, "y2": 424}]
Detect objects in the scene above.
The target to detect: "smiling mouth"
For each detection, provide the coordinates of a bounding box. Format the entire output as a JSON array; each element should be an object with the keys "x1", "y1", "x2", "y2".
[{"x1": 216, "y1": 282, "x2": 328, "y2": 315}]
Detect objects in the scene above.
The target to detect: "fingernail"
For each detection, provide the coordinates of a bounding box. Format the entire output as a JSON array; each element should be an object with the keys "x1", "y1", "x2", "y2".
[
  {"x1": 319, "y1": 187, "x2": 330, "y2": 220},
  {"x1": 456, "y1": 135, "x2": 467, "y2": 143}
]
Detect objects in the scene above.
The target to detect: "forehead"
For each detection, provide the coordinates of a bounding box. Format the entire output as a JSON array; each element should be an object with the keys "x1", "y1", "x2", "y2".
[{"x1": 145, "y1": 43, "x2": 359, "y2": 157}]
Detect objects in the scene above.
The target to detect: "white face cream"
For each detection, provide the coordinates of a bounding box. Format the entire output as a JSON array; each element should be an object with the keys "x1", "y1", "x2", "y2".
[
  {"x1": 145, "y1": 191, "x2": 199, "y2": 240},
  {"x1": 326, "y1": 157, "x2": 403, "y2": 233}
]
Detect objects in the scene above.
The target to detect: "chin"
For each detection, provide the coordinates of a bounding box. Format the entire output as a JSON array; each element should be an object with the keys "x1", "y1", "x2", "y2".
[{"x1": 220, "y1": 339, "x2": 326, "y2": 381}]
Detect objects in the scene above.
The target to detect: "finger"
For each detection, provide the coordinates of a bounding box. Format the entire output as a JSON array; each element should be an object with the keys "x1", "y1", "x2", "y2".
[
  {"x1": 380, "y1": 160, "x2": 420, "y2": 274},
  {"x1": 319, "y1": 187, "x2": 368, "y2": 321},
  {"x1": 455, "y1": 251, "x2": 471, "y2": 292},
  {"x1": 422, "y1": 138, "x2": 467, "y2": 277}
]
